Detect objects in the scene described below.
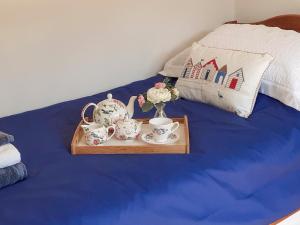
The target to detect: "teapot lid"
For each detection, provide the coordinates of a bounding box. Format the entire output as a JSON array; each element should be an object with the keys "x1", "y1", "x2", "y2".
[
  {"x1": 107, "y1": 93, "x2": 113, "y2": 100},
  {"x1": 99, "y1": 93, "x2": 126, "y2": 108}
]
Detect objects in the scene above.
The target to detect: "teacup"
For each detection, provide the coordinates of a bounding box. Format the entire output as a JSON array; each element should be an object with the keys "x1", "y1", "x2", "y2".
[
  {"x1": 149, "y1": 118, "x2": 179, "y2": 143},
  {"x1": 81, "y1": 123, "x2": 115, "y2": 146}
]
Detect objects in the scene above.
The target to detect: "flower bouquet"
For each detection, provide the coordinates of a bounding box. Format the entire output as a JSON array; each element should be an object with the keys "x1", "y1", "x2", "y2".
[{"x1": 138, "y1": 78, "x2": 179, "y2": 118}]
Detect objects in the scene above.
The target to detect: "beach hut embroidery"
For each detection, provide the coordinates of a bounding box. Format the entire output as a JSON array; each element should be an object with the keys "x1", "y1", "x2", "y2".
[
  {"x1": 191, "y1": 62, "x2": 203, "y2": 79},
  {"x1": 226, "y1": 68, "x2": 244, "y2": 91},
  {"x1": 181, "y1": 58, "x2": 193, "y2": 78},
  {"x1": 200, "y1": 59, "x2": 218, "y2": 81},
  {"x1": 214, "y1": 65, "x2": 227, "y2": 85}
]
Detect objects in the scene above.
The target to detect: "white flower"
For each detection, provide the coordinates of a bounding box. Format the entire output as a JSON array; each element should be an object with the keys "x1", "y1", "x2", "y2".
[{"x1": 147, "y1": 87, "x2": 171, "y2": 104}]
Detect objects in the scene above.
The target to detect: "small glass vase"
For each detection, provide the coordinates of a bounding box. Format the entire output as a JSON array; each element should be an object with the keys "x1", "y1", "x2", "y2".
[{"x1": 154, "y1": 103, "x2": 167, "y2": 118}]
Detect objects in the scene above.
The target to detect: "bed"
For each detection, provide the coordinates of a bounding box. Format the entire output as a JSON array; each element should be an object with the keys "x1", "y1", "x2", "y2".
[{"x1": 1, "y1": 15, "x2": 300, "y2": 225}]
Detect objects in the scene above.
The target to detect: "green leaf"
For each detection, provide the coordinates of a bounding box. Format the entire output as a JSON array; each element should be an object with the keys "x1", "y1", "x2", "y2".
[
  {"x1": 163, "y1": 77, "x2": 171, "y2": 84},
  {"x1": 170, "y1": 93, "x2": 177, "y2": 101},
  {"x1": 142, "y1": 101, "x2": 154, "y2": 112}
]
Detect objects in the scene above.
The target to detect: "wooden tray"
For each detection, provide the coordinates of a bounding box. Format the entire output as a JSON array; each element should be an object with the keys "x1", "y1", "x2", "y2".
[
  {"x1": 71, "y1": 116, "x2": 190, "y2": 155},
  {"x1": 270, "y1": 209, "x2": 300, "y2": 225}
]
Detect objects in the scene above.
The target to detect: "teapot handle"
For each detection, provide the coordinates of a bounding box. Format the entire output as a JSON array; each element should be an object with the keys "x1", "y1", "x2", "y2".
[{"x1": 81, "y1": 103, "x2": 98, "y2": 125}]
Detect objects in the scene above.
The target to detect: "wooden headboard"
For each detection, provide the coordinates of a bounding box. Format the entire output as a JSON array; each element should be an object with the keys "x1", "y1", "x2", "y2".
[{"x1": 227, "y1": 14, "x2": 300, "y2": 33}]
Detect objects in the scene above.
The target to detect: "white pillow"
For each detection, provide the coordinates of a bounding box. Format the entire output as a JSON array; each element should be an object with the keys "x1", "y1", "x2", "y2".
[
  {"x1": 176, "y1": 44, "x2": 273, "y2": 118},
  {"x1": 160, "y1": 47, "x2": 191, "y2": 77},
  {"x1": 161, "y1": 24, "x2": 300, "y2": 111}
]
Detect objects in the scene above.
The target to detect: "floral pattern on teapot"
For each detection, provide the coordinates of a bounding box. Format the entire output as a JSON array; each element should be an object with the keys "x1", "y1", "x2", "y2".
[
  {"x1": 81, "y1": 94, "x2": 137, "y2": 127},
  {"x1": 95, "y1": 99, "x2": 129, "y2": 127}
]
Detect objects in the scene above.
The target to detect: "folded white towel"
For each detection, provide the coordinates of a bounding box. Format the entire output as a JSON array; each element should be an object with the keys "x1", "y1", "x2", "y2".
[{"x1": 0, "y1": 144, "x2": 21, "y2": 169}]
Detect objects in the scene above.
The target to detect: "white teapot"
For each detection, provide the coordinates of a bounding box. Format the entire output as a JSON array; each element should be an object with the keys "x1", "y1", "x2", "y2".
[{"x1": 81, "y1": 93, "x2": 137, "y2": 127}]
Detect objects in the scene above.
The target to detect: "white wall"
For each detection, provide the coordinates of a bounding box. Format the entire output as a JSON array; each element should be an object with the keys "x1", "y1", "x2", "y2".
[
  {"x1": 0, "y1": 0, "x2": 235, "y2": 117},
  {"x1": 236, "y1": 0, "x2": 300, "y2": 22}
]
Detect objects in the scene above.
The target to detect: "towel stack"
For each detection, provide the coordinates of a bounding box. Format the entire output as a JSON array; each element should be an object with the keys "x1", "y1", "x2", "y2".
[{"x1": 0, "y1": 131, "x2": 28, "y2": 189}]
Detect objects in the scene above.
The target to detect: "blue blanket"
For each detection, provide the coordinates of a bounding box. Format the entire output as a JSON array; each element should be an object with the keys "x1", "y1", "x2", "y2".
[{"x1": 0, "y1": 75, "x2": 299, "y2": 225}]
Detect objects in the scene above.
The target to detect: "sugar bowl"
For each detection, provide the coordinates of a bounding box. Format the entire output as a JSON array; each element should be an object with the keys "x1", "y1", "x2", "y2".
[{"x1": 115, "y1": 119, "x2": 142, "y2": 140}]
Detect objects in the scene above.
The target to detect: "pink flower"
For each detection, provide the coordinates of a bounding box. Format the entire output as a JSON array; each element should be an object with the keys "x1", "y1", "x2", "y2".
[
  {"x1": 154, "y1": 82, "x2": 166, "y2": 89},
  {"x1": 138, "y1": 95, "x2": 145, "y2": 108},
  {"x1": 94, "y1": 139, "x2": 100, "y2": 145}
]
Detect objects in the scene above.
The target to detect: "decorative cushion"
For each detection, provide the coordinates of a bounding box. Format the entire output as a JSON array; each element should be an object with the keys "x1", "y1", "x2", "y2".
[
  {"x1": 161, "y1": 24, "x2": 300, "y2": 111},
  {"x1": 175, "y1": 44, "x2": 273, "y2": 118}
]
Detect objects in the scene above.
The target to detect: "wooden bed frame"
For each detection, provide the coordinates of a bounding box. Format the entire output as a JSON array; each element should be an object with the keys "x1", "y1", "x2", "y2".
[
  {"x1": 227, "y1": 14, "x2": 300, "y2": 225},
  {"x1": 226, "y1": 14, "x2": 300, "y2": 32}
]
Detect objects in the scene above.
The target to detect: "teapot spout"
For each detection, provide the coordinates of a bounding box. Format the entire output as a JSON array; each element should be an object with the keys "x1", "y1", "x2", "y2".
[{"x1": 126, "y1": 96, "x2": 137, "y2": 119}]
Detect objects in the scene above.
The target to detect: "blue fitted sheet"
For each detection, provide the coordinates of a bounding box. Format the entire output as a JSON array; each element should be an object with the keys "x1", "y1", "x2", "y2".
[{"x1": 0, "y1": 75, "x2": 300, "y2": 225}]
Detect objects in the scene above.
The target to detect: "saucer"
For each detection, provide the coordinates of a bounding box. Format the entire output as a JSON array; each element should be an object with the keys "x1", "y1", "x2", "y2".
[{"x1": 141, "y1": 132, "x2": 179, "y2": 145}]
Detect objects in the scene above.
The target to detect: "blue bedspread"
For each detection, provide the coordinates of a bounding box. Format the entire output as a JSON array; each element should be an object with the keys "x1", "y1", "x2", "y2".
[{"x1": 0, "y1": 75, "x2": 300, "y2": 225}]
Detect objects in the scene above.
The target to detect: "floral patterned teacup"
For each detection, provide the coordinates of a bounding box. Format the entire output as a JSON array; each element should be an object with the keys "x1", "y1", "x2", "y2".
[
  {"x1": 149, "y1": 118, "x2": 179, "y2": 143},
  {"x1": 81, "y1": 123, "x2": 115, "y2": 146}
]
